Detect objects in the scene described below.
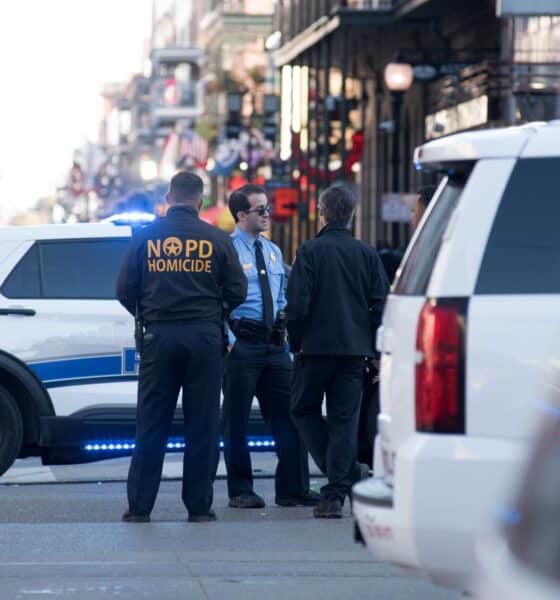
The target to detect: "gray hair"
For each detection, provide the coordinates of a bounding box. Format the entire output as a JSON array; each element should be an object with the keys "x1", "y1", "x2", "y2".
[{"x1": 318, "y1": 185, "x2": 356, "y2": 227}]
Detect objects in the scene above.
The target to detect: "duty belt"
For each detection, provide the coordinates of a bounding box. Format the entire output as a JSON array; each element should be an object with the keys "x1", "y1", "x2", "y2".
[{"x1": 230, "y1": 318, "x2": 271, "y2": 343}]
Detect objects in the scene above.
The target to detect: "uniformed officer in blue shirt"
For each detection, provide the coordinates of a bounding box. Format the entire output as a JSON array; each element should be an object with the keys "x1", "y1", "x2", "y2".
[{"x1": 222, "y1": 184, "x2": 319, "y2": 509}]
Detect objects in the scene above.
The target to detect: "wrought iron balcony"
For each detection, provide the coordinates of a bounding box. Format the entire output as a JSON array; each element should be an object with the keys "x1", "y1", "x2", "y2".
[
  {"x1": 274, "y1": 0, "x2": 397, "y2": 47},
  {"x1": 425, "y1": 60, "x2": 560, "y2": 139},
  {"x1": 344, "y1": 0, "x2": 393, "y2": 8},
  {"x1": 150, "y1": 46, "x2": 202, "y2": 70},
  {"x1": 150, "y1": 79, "x2": 202, "y2": 126}
]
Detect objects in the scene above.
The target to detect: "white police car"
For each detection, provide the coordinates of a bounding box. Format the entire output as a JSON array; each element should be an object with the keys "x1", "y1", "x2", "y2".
[{"x1": 0, "y1": 223, "x2": 269, "y2": 476}]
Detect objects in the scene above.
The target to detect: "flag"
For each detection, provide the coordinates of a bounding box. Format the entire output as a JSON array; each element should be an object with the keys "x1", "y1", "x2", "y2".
[{"x1": 179, "y1": 129, "x2": 209, "y2": 166}]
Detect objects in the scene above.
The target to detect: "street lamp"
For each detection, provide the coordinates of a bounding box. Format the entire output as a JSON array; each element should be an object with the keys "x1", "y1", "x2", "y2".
[
  {"x1": 384, "y1": 61, "x2": 414, "y2": 193},
  {"x1": 139, "y1": 156, "x2": 158, "y2": 182},
  {"x1": 384, "y1": 62, "x2": 414, "y2": 92}
]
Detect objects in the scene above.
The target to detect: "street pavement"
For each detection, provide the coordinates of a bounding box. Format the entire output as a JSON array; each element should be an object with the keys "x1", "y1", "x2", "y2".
[{"x1": 0, "y1": 455, "x2": 462, "y2": 599}]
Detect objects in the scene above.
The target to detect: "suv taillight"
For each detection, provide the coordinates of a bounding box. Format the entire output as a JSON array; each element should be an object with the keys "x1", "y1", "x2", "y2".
[{"x1": 415, "y1": 299, "x2": 466, "y2": 433}]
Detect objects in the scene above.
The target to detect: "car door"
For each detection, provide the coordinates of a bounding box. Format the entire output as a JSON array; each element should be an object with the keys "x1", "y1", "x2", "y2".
[{"x1": 0, "y1": 235, "x2": 136, "y2": 416}]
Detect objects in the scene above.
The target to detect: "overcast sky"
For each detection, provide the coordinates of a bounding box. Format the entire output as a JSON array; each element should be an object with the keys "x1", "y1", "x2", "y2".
[{"x1": 0, "y1": 0, "x2": 153, "y2": 222}]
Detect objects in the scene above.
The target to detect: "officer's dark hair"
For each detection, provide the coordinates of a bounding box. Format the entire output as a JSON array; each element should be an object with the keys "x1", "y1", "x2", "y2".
[
  {"x1": 168, "y1": 171, "x2": 203, "y2": 205},
  {"x1": 229, "y1": 184, "x2": 267, "y2": 222},
  {"x1": 418, "y1": 185, "x2": 437, "y2": 209},
  {"x1": 318, "y1": 185, "x2": 356, "y2": 227}
]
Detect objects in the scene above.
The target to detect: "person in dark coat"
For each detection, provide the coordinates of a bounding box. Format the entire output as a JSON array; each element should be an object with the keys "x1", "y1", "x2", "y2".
[
  {"x1": 287, "y1": 184, "x2": 389, "y2": 519},
  {"x1": 116, "y1": 171, "x2": 247, "y2": 523}
]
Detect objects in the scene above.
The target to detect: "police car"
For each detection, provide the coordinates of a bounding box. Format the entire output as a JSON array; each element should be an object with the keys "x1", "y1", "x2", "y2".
[{"x1": 0, "y1": 223, "x2": 269, "y2": 476}]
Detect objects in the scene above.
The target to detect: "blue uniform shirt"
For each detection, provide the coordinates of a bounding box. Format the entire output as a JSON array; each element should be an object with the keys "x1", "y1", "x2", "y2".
[{"x1": 229, "y1": 227, "x2": 286, "y2": 342}]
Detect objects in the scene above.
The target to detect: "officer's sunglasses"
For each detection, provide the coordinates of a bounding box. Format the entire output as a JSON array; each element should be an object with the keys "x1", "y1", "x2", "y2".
[{"x1": 244, "y1": 205, "x2": 272, "y2": 217}]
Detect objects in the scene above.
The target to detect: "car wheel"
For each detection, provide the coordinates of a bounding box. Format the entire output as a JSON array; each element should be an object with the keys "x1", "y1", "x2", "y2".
[{"x1": 0, "y1": 386, "x2": 23, "y2": 476}]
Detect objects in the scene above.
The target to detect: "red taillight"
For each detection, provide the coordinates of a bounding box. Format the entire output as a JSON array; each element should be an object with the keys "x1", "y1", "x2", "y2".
[{"x1": 415, "y1": 300, "x2": 465, "y2": 433}]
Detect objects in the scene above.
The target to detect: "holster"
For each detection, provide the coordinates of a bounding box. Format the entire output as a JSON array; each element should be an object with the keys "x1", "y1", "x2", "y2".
[
  {"x1": 134, "y1": 316, "x2": 144, "y2": 354},
  {"x1": 134, "y1": 302, "x2": 144, "y2": 354},
  {"x1": 230, "y1": 312, "x2": 287, "y2": 347},
  {"x1": 230, "y1": 318, "x2": 270, "y2": 343}
]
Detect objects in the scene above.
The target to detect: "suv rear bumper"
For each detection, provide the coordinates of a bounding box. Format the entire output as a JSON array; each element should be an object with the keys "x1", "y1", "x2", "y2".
[{"x1": 352, "y1": 433, "x2": 528, "y2": 592}]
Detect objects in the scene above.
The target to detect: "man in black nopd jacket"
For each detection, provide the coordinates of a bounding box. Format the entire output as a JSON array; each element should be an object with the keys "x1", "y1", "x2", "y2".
[
  {"x1": 287, "y1": 185, "x2": 389, "y2": 519},
  {"x1": 116, "y1": 171, "x2": 247, "y2": 523}
]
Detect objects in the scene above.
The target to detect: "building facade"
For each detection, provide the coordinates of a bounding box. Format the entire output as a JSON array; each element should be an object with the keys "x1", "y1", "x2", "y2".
[{"x1": 272, "y1": 0, "x2": 560, "y2": 260}]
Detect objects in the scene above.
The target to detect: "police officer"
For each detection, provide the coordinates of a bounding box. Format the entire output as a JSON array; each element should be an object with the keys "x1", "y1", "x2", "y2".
[
  {"x1": 287, "y1": 185, "x2": 389, "y2": 519},
  {"x1": 116, "y1": 171, "x2": 247, "y2": 523},
  {"x1": 223, "y1": 184, "x2": 319, "y2": 509}
]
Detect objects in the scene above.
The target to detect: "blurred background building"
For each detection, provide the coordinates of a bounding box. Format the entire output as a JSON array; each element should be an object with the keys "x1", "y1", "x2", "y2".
[
  {"x1": 49, "y1": 0, "x2": 560, "y2": 260},
  {"x1": 271, "y1": 0, "x2": 560, "y2": 260}
]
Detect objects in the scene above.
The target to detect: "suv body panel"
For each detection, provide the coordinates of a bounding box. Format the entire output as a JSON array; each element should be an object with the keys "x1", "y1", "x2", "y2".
[{"x1": 355, "y1": 123, "x2": 560, "y2": 592}]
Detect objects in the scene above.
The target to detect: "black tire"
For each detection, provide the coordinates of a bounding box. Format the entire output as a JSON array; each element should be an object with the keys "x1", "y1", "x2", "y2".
[{"x1": 0, "y1": 385, "x2": 23, "y2": 476}]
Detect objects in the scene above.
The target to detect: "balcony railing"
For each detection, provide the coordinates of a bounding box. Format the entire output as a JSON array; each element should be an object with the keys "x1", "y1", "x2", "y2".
[
  {"x1": 344, "y1": 0, "x2": 393, "y2": 8},
  {"x1": 274, "y1": 0, "x2": 396, "y2": 45},
  {"x1": 425, "y1": 60, "x2": 560, "y2": 138},
  {"x1": 427, "y1": 61, "x2": 560, "y2": 113},
  {"x1": 150, "y1": 79, "x2": 202, "y2": 125}
]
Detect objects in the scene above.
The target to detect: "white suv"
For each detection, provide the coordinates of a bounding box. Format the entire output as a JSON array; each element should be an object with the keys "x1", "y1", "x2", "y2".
[
  {"x1": 0, "y1": 223, "x2": 269, "y2": 476},
  {"x1": 352, "y1": 123, "x2": 560, "y2": 593}
]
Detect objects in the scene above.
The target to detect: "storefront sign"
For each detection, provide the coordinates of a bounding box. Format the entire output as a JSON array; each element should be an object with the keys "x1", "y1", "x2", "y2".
[
  {"x1": 273, "y1": 187, "x2": 298, "y2": 219},
  {"x1": 381, "y1": 193, "x2": 417, "y2": 223},
  {"x1": 497, "y1": 0, "x2": 560, "y2": 15},
  {"x1": 425, "y1": 95, "x2": 488, "y2": 140}
]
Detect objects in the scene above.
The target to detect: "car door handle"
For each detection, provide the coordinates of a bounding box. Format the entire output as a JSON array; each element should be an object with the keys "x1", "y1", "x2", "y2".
[{"x1": 0, "y1": 308, "x2": 36, "y2": 316}]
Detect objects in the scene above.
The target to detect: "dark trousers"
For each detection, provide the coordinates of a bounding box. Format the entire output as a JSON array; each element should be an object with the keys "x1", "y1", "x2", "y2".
[
  {"x1": 222, "y1": 340, "x2": 309, "y2": 499},
  {"x1": 290, "y1": 355, "x2": 364, "y2": 502},
  {"x1": 127, "y1": 321, "x2": 222, "y2": 517}
]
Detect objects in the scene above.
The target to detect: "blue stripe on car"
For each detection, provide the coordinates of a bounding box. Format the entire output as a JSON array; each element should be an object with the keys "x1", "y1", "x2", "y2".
[{"x1": 28, "y1": 354, "x2": 133, "y2": 385}]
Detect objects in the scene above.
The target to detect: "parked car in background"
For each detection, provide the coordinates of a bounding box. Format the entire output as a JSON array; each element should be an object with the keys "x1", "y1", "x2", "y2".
[{"x1": 353, "y1": 122, "x2": 560, "y2": 593}]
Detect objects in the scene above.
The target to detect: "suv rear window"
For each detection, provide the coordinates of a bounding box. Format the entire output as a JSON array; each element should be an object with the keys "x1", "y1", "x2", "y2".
[
  {"x1": 393, "y1": 173, "x2": 469, "y2": 296},
  {"x1": 476, "y1": 157, "x2": 560, "y2": 294}
]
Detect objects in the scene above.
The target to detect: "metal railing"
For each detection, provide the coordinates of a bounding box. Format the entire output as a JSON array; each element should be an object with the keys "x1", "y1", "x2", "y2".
[
  {"x1": 344, "y1": 0, "x2": 393, "y2": 8},
  {"x1": 150, "y1": 80, "x2": 198, "y2": 109},
  {"x1": 274, "y1": 0, "x2": 395, "y2": 43},
  {"x1": 427, "y1": 60, "x2": 560, "y2": 114}
]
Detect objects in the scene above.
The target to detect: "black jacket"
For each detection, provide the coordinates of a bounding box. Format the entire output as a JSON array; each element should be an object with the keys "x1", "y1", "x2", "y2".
[
  {"x1": 286, "y1": 225, "x2": 389, "y2": 356},
  {"x1": 116, "y1": 205, "x2": 247, "y2": 323}
]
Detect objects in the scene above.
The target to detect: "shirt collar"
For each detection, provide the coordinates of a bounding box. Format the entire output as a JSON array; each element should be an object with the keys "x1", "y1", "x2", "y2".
[
  {"x1": 316, "y1": 224, "x2": 352, "y2": 238},
  {"x1": 167, "y1": 205, "x2": 199, "y2": 219},
  {"x1": 234, "y1": 226, "x2": 262, "y2": 248}
]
